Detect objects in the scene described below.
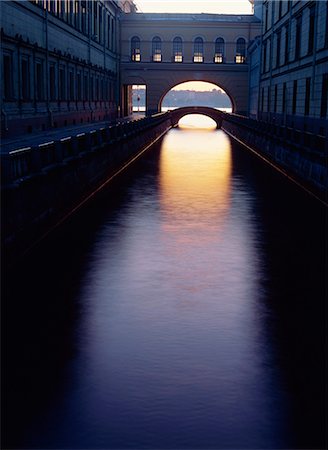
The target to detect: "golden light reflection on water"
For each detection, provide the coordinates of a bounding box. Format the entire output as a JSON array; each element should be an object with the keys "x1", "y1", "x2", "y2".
[
  {"x1": 159, "y1": 114, "x2": 232, "y2": 249},
  {"x1": 178, "y1": 114, "x2": 217, "y2": 129}
]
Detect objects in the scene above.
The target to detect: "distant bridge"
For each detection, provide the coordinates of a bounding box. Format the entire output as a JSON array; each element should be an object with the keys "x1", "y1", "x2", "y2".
[{"x1": 169, "y1": 107, "x2": 224, "y2": 128}]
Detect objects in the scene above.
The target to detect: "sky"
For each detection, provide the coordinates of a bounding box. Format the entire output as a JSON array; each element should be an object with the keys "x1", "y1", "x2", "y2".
[{"x1": 134, "y1": 0, "x2": 253, "y2": 15}]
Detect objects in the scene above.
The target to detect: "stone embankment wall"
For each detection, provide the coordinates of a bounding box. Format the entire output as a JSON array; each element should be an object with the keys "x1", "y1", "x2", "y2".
[
  {"x1": 221, "y1": 113, "x2": 327, "y2": 204},
  {"x1": 2, "y1": 114, "x2": 171, "y2": 263}
]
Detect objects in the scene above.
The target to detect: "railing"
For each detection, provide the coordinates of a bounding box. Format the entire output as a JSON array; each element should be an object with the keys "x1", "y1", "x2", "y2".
[
  {"x1": 219, "y1": 111, "x2": 327, "y2": 163},
  {"x1": 2, "y1": 113, "x2": 170, "y2": 185}
]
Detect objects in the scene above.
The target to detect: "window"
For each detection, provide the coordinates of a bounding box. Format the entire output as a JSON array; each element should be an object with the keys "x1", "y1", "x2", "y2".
[
  {"x1": 274, "y1": 84, "x2": 278, "y2": 113},
  {"x1": 264, "y1": 4, "x2": 268, "y2": 32},
  {"x1": 262, "y1": 40, "x2": 267, "y2": 73},
  {"x1": 278, "y1": 0, "x2": 282, "y2": 19},
  {"x1": 96, "y1": 78, "x2": 99, "y2": 101},
  {"x1": 308, "y1": 5, "x2": 315, "y2": 55},
  {"x1": 35, "y1": 61, "x2": 44, "y2": 100},
  {"x1": 131, "y1": 36, "x2": 141, "y2": 62},
  {"x1": 69, "y1": 70, "x2": 74, "y2": 101},
  {"x1": 282, "y1": 82, "x2": 287, "y2": 113},
  {"x1": 93, "y1": 2, "x2": 98, "y2": 38},
  {"x1": 84, "y1": 74, "x2": 88, "y2": 100},
  {"x1": 81, "y1": 1, "x2": 87, "y2": 34},
  {"x1": 295, "y1": 15, "x2": 302, "y2": 60},
  {"x1": 75, "y1": 0, "x2": 80, "y2": 30},
  {"x1": 304, "y1": 78, "x2": 311, "y2": 116},
  {"x1": 275, "y1": 31, "x2": 281, "y2": 67},
  {"x1": 90, "y1": 76, "x2": 94, "y2": 101},
  {"x1": 235, "y1": 38, "x2": 246, "y2": 63},
  {"x1": 99, "y1": 5, "x2": 103, "y2": 44},
  {"x1": 193, "y1": 37, "x2": 204, "y2": 63},
  {"x1": 49, "y1": 64, "x2": 56, "y2": 100},
  {"x1": 284, "y1": 24, "x2": 289, "y2": 64},
  {"x1": 267, "y1": 87, "x2": 270, "y2": 113},
  {"x1": 173, "y1": 37, "x2": 183, "y2": 62},
  {"x1": 214, "y1": 38, "x2": 224, "y2": 63},
  {"x1": 320, "y1": 74, "x2": 328, "y2": 118},
  {"x1": 272, "y1": 0, "x2": 276, "y2": 24},
  {"x1": 111, "y1": 18, "x2": 114, "y2": 51},
  {"x1": 152, "y1": 36, "x2": 162, "y2": 62},
  {"x1": 59, "y1": 66, "x2": 66, "y2": 100},
  {"x1": 107, "y1": 15, "x2": 111, "y2": 49},
  {"x1": 261, "y1": 87, "x2": 264, "y2": 111},
  {"x1": 77, "y1": 72, "x2": 82, "y2": 101},
  {"x1": 21, "y1": 58, "x2": 30, "y2": 100},
  {"x1": 292, "y1": 80, "x2": 297, "y2": 114}
]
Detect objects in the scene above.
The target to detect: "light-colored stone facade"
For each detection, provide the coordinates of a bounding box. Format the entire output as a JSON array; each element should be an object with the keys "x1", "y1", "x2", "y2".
[
  {"x1": 120, "y1": 13, "x2": 261, "y2": 115},
  {"x1": 1, "y1": 0, "x2": 135, "y2": 136}
]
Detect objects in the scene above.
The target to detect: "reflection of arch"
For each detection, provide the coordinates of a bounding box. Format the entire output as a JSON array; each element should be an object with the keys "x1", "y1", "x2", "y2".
[{"x1": 159, "y1": 81, "x2": 235, "y2": 113}]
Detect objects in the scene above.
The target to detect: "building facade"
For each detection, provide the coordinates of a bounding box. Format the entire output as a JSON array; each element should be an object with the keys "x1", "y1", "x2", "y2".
[
  {"x1": 120, "y1": 13, "x2": 261, "y2": 115},
  {"x1": 1, "y1": 0, "x2": 135, "y2": 137},
  {"x1": 2, "y1": 0, "x2": 327, "y2": 138},
  {"x1": 251, "y1": 0, "x2": 328, "y2": 136}
]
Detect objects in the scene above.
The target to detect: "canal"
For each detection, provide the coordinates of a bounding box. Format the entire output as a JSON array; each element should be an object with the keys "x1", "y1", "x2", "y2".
[{"x1": 3, "y1": 115, "x2": 326, "y2": 449}]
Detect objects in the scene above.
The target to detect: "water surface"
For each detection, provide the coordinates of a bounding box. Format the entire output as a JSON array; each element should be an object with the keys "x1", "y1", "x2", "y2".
[{"x1": 3, "y1": 115, "x2": 326, "y2": 449}]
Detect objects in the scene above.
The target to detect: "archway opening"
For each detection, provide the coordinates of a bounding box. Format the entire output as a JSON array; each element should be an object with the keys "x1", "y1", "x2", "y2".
[
  {"x1": 160, "y1": 81, "x2": 233, "y2": 112},
  {"x1": 178, "y1": 114, "x2": 217, "y2": 130},
  {"x1": 132, "y1": 84, "x2": 146, "y2": 116}
]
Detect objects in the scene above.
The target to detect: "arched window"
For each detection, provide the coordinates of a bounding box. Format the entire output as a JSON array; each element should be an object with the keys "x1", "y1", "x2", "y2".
[
  {"x1": 214, "y1": 38, "x2": 224, "y2": 63},
  {"x1": 193, "y1": 37, "x2": 204, "y2": 63},
  {"x1": 131, "y1": 36, "x2": 141, "y2": 62},
  {"x1": 152, "y1": 36, "x2": 162, "y2": 62},
  {"x1": 236, "y1": 38, "x2": 246, "y2": 63},
  {"x1": 173, "y1": 37, "x2": 183, "y2": 62}
]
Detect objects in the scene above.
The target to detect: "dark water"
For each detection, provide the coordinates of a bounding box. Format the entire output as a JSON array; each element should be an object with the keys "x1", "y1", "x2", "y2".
[{"x1": 2, "y1": 116, "x2": 327, "y2": 449}]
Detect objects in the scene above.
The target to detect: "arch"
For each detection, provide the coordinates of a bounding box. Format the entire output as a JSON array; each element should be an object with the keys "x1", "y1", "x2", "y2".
[
  {"x1": 158, "y1": 80, "x2": 235, "y2": 113},
  {"x1": 169, "y1": 106, "x2": 225, "y2": 128},
  {"x1": 235, "y1": 37, "x2": 246, "y2": 63},
  {"x1": 131, "y1": 36, "x2": 141, "y2": 62},
  {"x1": 172, "y1": 36, "x2": 183, "y2": 62},
  {"x1": 193, "y1": 37, "x2": 204, "y2": 63},
  {"x1": 152, "y1": 36, "x2": 162, "y2": 62},
  {"x1": 214, "y1": 37, "x2": 225, "y2": 63}
]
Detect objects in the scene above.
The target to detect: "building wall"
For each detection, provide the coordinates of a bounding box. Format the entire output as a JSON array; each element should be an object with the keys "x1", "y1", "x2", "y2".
[
  {"x1": 120, "y1": 13, "x2": 261, "y2": 115},
  {"x1": 248, "y1": 36, "x2": 261, "y2": 118},
  {"x1": 255, "y1": 0, "x2": 328, "y2": 136},
  {"x1": 0, "y1": 0, "x2": 133, "y2": 137}
]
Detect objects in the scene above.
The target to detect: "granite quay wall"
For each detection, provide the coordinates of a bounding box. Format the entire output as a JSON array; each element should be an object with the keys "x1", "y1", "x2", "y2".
[
  {"x1": 2, "y1": 113, "x2": 171, "y2": 263},
  {"x1": 220, "y1": 113, "x2": 327, "y2": 205}
]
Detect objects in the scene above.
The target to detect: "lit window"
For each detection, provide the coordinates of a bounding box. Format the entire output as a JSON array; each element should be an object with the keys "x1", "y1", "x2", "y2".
[
  {"x1": 131, "y1": 36, "x2": 141, "y2": 62},
  {"x1": 193, "y1": 37, "x2": 204, "y2": 63},
  {"x1": 214, "y1": 38, "x2": 224, "y2": 63},
  {"x1": 173, "y1": 37, "x2": 183, "y2": 62},
  {"x1": 235, "y1": 38, "x2": 246, "y2": 63},
  {"x1": 152, "y1": 36, "x2": 162, "y2": 62}
]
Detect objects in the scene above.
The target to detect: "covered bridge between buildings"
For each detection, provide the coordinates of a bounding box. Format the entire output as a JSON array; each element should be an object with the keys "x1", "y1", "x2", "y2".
[{"x1": 119, "y1": 12, "x2": 261, "y2": 116}]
